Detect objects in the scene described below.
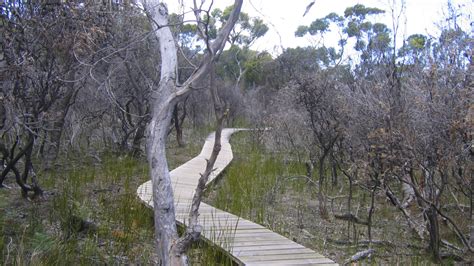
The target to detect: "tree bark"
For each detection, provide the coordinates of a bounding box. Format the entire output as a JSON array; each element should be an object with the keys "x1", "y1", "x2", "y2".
[
  {"x1": 367, "y1": 187, "x2": 376, "y2": 243},
  {"x1": 148, "y1": 98, "x2": 178, "y2": 265},
  {"x1": 0, "y1": 137, "x2": 33, "y2": 186},
  {"x1": 384, "y1": 183, "x2": 425, "y2": 240},
  {"x1": 330, "y1": 151, "x2": 338, "y2": 186},
  {"x1": 401, "y1": 172, "x2": 415, "y2": 208},
  {"x1": 131, "y1": 121, "x2": 147, "y2": 157},
  {"x1": 146, "y1": 4, "x2": 179, "y2": 263},
  {"x1": 426, "y1": 205, "x2": 441, "y2": 262},
  {"x1": 144, "y1": 3, "x2": 181, "y2": 264},
  {"x1": 318, "y1": 154, "x2": 329, "y2": 219},
  {"x1": 471, "y1": 170, "x2": 474, "y2": 249},
  {"x1": 43, "y1": 71, "x2": 78, "y2": 170},
  {"x1": 172, "y1": 103, "x2": 186, "y2": 147}
]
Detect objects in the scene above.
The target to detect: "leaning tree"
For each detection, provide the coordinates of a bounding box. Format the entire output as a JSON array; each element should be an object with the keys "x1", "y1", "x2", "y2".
[{"x1": 140, "y1": 0, "x2": 243, "y2": 264}]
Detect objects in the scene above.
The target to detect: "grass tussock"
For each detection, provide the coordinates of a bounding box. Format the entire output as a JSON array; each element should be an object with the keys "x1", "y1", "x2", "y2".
[{"x1": 1, "y1": 155, "x2": 156, "y2": 265}]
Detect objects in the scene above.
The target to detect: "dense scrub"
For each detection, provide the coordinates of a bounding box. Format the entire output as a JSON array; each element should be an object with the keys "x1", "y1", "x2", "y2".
[{"x1": 207, "y1": 132, "x2": 472, "y2": 264}]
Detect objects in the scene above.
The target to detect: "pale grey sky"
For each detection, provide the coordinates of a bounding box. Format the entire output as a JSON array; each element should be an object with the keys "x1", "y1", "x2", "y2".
[{"x1": 168, "y1": 0, "x2": 473, "y2": 54}]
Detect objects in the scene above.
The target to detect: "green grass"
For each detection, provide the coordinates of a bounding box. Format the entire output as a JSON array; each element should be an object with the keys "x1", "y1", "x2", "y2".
[
  {"x1": 207, "y1": 132, "x2": 306, "y2": 225},
  {"x1": 0, "y1": 154, "x2": 157, "y2": 265},
  {"x1": 0, "y1": 127, "x2": 242, "y2": 265}
]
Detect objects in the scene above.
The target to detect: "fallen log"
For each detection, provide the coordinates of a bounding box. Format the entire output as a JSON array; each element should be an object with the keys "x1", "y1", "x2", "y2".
[
  {"x1": 327, "y1": 238, "x2": 394, "y2": 247},
  {"x1": 335, "y1": 213, "x2": 369, "y2": 225},
  {"x1": 441, "y1": 239, "x2": 462, "y2": 252},
  {"x1": 344, "y1": 248, "x2": 375, "y2": 264}
]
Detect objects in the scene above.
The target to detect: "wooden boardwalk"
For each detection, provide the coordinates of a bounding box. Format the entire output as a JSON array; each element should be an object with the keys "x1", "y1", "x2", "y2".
[{"x1": 137, "y1": 129, "x2": 337, "y2": 265}]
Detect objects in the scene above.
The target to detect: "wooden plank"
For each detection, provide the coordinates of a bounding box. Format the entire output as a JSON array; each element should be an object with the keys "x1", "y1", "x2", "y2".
[
  {"x1": 230, "y1": 244, "x2": 307, "y2": 252},
  {"x1": 223, "y1": 228, "x2": 273, "y2": 234},
  {"x1": 219, "y1": 240, "x2": 297, "y2": 247},
  {"x1": 234, "y1": 248, "x2": 315, "y2": 256},
  {"x1": 175, "y1": 211, "x2": 240, "y2": 218},
  {"x1": 239, "y1": 253, "x2": 326, "y2": 261},
  {"x1": 223, "y1": 232, "x2": 285, "y2": 239},
  {"x1": 244, "y1": 257, "x2": 336, "y2": 265},
  {"x1": 202, "y1": 224, "x2": 266, "y2": 231},
  {"x1": 200, "y1": 223, "x2": 265, "y2": 231}
]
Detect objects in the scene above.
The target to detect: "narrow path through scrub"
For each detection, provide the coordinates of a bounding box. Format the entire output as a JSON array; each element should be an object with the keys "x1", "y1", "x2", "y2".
[{"x1": 137, "y1": 128, "x2": 337, "y2": 265}]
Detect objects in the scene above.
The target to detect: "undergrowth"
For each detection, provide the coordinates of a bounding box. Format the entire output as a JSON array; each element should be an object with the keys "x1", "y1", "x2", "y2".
[
  {"x1": 205, "y1": 131, "x2": 467, "y2": 265},
  {"x1": 0, "y1": 128, "x2": 238, "y2": 265},
  {"x1": 1, "y1": 155, "x2": 155, "y2": 265}
]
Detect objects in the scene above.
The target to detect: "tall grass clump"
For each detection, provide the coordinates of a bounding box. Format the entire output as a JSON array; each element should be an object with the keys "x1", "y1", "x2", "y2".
[
  {"x1": 0, "y1": 154, "x2": 158, "y2": 265},
  {"x1": 208, "y1": 132, "x2": 306, "y2": 225}
]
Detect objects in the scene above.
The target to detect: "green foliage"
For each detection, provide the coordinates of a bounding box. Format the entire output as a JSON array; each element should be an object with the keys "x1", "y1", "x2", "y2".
[
  {"x1": 439, "y1": 28, "x2": 466, "y2": 45},
  {"x1": 295, "y1": 18, "x2": 330, "y2": 37},
  {"x1": 314, "y1": 47, "x2": 331, "y2": 66},
  {"x1": 372, "y1": 31, "x2": 391, "y2": 50},
  {"x1": 325, "y1": 12, "x2": 344, "y2": 24},
  {"x1": 344, "y1": 4, "x2": 385, "y2": 19},
  {"x1": 250, "y1": 18, "x2": 269, "y2": 40},
  {"x1": 215, "y1": 45, "x2": 274, "y2": 87},
  {"x1": 345, "y1": 21, "x2": 361, "y2": 37},
  {"x1": 398, "y1": 34, "x2": 428, "y2": 64},
  {"x1": 204, "y1": 5, "x2": 268, "y2": 47},
  {"x1": 373, "y1": 23, "x2": 388, "y2": 34},
  {"x1": 243, "y1": 51, "x2": 273, "y2": 86},
  {"x1": 216, "y1": 45, "x2": 252, "y2": 80},
  {"x1": 169, "y1": 13, "x2": 201, "y2": 51},
  {"x1": 185, "y1": 5, "x2": 269, "y2": 88},
  {"x1": 359, "y1": 21, "x2": 373, "y2": 32},
  {"x1": 295, "y1": 25, "x2": 309, "y2": 37},
  {"x1": 407, "y1": 34, "x2": 427, "y2": 50},
  {"x1": 187, "y1": 238, "x2": 235, "y2": 266},
  {"x1": 296, "y1": 4, "x2": 391, "y2": 59},
  {"x1": 309, "y1": 18, "x2": 330, "y2": 35},
  {"x1": 282, "y1": 47, "x2": 318, "y2": 69}
]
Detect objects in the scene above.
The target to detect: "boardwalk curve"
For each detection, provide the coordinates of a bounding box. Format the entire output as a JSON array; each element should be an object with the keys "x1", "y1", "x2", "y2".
[{"x1": 137, "y1": 128, "x2": 337, "y2": 265}]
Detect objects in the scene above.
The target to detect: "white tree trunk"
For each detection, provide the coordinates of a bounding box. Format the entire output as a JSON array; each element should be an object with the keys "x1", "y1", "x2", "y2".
[
  {"x1": 145, "y1": 3, "x2": 180, "y2": 264},
  {"x1": 470, "y1": 174, "x2": 474, "y2": 249},
  {"x1": 148, "y1": 97, "x2": 178, "y2": 265},
  {"x1": 142, "y1": 1, "x2": 243, "y2": 265},
  {"x1": 401, "y1": 173, "x2": 415, "y2": 208}
]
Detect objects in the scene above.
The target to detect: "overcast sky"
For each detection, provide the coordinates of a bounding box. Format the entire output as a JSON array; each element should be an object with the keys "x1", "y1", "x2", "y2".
[{"x1": 168, "y1": 0, "x2": 473, "y2": 54}]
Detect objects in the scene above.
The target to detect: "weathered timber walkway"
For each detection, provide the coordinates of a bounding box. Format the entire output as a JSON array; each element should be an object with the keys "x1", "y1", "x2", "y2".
[{"x1": 137, "y1": 128, "x2": 337, "y2": 265}]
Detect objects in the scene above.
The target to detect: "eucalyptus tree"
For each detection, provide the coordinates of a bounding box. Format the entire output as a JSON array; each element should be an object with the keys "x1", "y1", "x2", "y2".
[
  {"x1": 163, "y1": 7, "x2": 268, "y2": 145},
  {"x1": 140, "y1": 1, "x2": 243, "y2": 264},
  {"x1": 170, "y1": 6, "x2": 269, "y2": 135},
  {"x1": 211, "y1": 6, "x2": 269, "y2": 89},
  {"x1": 296, "y1": 4, "x2": 390, "y2": 70},
  {"x1": 210, "y1": 5, "x2": 269, "y2": 47},
  {"x1": 398, "y1": 34, "x2": 428, "y2": 66}
]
